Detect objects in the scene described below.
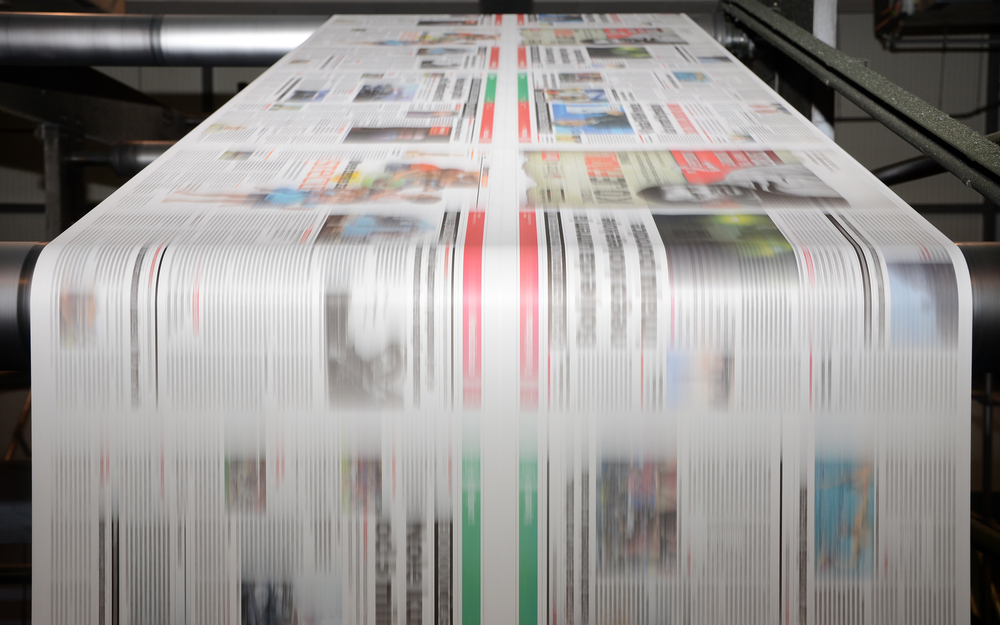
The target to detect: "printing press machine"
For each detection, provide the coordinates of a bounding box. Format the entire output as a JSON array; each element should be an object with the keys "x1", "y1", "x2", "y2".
[{"x1": 2, "y1": 1, "x2": 1000, "y2": 621}]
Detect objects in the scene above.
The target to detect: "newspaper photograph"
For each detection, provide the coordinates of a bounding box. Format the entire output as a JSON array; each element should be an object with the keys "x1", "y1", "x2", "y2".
[
  {"x1": 326, "y1": 14, "x2": 500, "y2": 27},
  {"x1": 321, "y1": 208, "x2": 466, "y2": 411},
  {"x1": 521, "y1": 14, "x2": 701, "y2": 27},
  {"x1": 276, "y1": 46, "x2": 494, "y2": 72},
  {"x1": 521, "y1": 44, "x2": 753, "y2": 71},
  {"x1": 517, "y1": 71, "x2": 820, "y2": 144},
  {"x1": 517, "y1": 149, "x2": 914, "y2": 211},
  {"x1": 519, "y1": 27, "x2": 689, "y2": 46},
  {"x1": 201, "y1": 70, "x2": 490, "y2": 145},
  {"x1": 129, "y1": 146, "x2": 490, "y2": 214},
  {"x1": 306, "y1": 28, "x2": 502, "y2": 48}
]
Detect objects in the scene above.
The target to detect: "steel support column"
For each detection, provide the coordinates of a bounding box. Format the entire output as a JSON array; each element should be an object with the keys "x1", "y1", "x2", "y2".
[{"x1": 41, "y1": 124, "x2": 85, "y2": 241}]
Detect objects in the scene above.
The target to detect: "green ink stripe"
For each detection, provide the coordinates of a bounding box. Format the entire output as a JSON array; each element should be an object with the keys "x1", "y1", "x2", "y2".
[
  {"x1": 519, "y1": 454, "x2": 538, "y2": 625},
  {"x1": 485, "y1": 74, "x2": 497, "y2": 103},
  {"x1": 463, "y1": 451, "x2": 481, "y2": 625},
  {"x1": 518, "y1": 73, "x2": 529, "y2": 102}
]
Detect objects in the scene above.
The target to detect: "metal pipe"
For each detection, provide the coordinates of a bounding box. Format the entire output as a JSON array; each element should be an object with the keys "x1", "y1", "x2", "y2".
[
  {"x1": 973, "y1": 516, "x2": 1000, "y2": 561},
  {"x1": 873, "y1": 156, "x2": 947, "y2": 186},
  {"x1": 68, "y1": 141, "x2": 175, "y2": 178},
  {"x1": 3, "y1": 241, "x2": 1000, "y2": 373},
  {"x1": 960, "y1": 243, "x2": 1000, "y2": 374},
  {"x1": 873, "y1": 132, "x2": 1000, "y2": 187},
  {"x1": 0, "y1": 13, "x2": 327, "y2": 66},
  {"x1": 0, "y1": 243, "x2": 43, "y2": 372}
]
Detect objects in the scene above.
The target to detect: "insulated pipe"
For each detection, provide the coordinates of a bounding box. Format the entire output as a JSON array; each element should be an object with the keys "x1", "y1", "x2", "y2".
[
  {"x1": 0, "y1": 13, "x2": 327, "y2": 66},
  {"x1": 3, "y1": 242, "x2": 1000, "y2": 373}
]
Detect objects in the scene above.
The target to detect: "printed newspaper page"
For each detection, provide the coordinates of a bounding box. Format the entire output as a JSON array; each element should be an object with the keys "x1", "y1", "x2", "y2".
[{"x1": 30, "y1": 12, "x2": 970, "y2": 625}]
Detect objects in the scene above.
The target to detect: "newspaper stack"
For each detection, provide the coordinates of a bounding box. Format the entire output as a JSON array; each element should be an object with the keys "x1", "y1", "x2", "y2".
[{"x1": 31, "y1": 13, "x2": 970, "y2": 625}]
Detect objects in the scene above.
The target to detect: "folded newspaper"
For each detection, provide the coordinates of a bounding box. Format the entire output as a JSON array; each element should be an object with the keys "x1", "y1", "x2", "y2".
[{"x1": 31, "y1": 12, "x2": 970, "y2": 625}]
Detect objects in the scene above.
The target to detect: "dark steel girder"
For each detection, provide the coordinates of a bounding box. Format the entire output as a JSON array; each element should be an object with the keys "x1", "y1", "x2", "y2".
[{"x1": 720, "y1": 0, "x2": 1000, "y2": 206}]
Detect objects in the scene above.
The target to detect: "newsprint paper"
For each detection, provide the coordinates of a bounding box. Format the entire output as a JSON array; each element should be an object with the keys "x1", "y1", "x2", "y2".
[{"x1": 31, "y1": 13, "x2": 970, "y2": 625}]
